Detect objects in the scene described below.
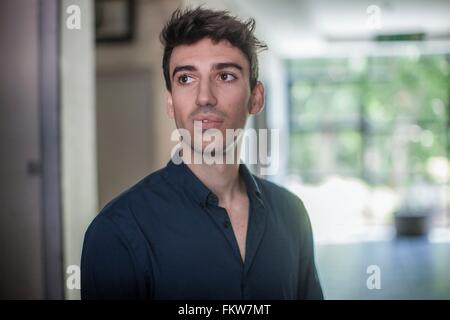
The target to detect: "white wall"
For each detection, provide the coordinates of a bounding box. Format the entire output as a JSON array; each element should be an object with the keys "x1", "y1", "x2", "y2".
[{"x1": 60, "y1": 0, "x2": 98, "y2": 300}]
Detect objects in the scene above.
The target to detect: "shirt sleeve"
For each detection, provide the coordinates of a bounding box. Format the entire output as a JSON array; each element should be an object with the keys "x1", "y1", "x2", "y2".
[
  {"x1": 81, "y1": 215, "x2": 141, "y2": 300},
  {"x1": 296, "y1": 198, "x2": 324, "y2": 300}
]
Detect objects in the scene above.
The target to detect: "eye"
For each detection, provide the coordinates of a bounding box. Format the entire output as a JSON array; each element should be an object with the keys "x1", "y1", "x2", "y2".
[
  {"x1": 177, "y1": 74, "x2": 194, "y2": 84},
  {"x1": 219, "y1": 72, "x2": 236, "y2": 82}
]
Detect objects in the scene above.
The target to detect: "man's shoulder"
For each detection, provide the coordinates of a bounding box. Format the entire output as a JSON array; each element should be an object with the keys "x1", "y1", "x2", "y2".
[
  {"x1": 87, "y1": 166, "x2": 171, "y2": 234},
  {"x1": 253, "y1": 175, "x2": 312, "y2": 229},
  {"x1": 254, "y1": 175, "x2": 306, "y2": 210},
  {"x1": 101, "y1": 166, "x2": 165, "y2": 211}
]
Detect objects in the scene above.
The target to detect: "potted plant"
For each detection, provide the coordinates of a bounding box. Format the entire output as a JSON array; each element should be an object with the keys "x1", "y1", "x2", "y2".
[{"x1": 393, "y1": 181, "x2": 437, "y2": 237}]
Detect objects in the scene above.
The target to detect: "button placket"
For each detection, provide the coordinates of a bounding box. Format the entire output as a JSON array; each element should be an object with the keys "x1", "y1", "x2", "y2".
[
  {"x1": 223, "y1": 219, "x2": 231, "y2": 228},
  {"x1": 204, "y1": 197, "x2": 243, "y2": 265}
]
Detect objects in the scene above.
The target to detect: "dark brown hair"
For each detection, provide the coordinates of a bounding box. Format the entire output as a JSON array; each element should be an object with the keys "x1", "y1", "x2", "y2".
[{"x1": 159, "y1": 7, "x2": 267, "y2": 92}]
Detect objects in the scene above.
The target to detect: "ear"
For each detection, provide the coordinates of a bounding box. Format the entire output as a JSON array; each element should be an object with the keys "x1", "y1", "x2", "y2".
[
  {"x1": 248, "y1": 81, "x2": 265, "y2": 115},
  {"x1": 165, "y1": 90, "x2": 174, "y2": 119}
]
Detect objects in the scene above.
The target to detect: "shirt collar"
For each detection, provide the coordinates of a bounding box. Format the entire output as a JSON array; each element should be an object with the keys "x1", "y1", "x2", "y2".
[{"x1": 164, "y1": 158, "x2": 264, "y2": 208}]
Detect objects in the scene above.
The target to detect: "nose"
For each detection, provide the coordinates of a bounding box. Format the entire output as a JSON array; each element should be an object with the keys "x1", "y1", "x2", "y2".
[{"x1": 195, "y1": 77, "x2": 217, "y2": 108}]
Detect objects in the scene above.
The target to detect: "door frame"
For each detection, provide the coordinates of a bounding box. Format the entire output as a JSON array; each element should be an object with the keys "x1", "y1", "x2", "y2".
[{"x1": 39, "y1": 0, "x2": 64, "y2": 300}]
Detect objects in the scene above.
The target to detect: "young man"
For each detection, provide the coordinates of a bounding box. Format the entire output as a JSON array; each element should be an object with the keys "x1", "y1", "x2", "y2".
[{"x1": 81, "y1": 7, "x2": 323, "y2": 300}]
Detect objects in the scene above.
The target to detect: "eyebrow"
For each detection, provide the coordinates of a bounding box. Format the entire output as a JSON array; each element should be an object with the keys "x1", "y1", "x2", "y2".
[
  {"x1": 213, "y1": 62, "x2": 243, "y2": 72},
  {"x1": 172, "y1": 65, "x2": 197, "y2": 79},
  {"x1": 171, "y1": 62, "x2": 244, "y2": 79}
]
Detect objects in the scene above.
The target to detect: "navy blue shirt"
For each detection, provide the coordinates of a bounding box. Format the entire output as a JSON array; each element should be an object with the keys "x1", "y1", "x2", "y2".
[{"x1": 81, "y1": 159, "x2": 323, "y2": 300}]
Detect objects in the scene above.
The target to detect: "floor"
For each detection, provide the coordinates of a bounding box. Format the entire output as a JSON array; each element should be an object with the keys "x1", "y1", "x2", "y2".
[{"x1": 316, "y1": 237, "x2": 450, "y2": 299}]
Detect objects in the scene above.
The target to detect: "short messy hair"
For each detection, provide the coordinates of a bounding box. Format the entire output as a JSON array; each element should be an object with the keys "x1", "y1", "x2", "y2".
[{"x1": 159, "y1": 7, "x2": 268, "y2": 92}]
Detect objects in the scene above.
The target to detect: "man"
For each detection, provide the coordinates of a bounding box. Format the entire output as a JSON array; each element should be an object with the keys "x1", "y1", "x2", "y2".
[{"x1": 81, "y1": 7, "x2": 323, "y2": 300}]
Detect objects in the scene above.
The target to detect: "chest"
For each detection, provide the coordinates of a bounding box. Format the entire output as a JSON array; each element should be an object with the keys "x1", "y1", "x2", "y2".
[
  {"x1": 146, "y1": 201, "x2": 300, "y2": 299},
  {"x1": 221, "y1": 195, "x2": 250, "y2": 261}
]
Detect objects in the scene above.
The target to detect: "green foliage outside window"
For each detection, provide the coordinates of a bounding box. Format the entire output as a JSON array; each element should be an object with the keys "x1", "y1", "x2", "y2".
[{"x1": 288, "y1": 54, "x2": 449, "y2": 188}]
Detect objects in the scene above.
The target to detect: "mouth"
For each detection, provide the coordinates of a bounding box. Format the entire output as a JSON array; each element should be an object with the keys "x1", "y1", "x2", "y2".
[{"x1": 192, "y1": 115, "x2": 224, "y2": 130}]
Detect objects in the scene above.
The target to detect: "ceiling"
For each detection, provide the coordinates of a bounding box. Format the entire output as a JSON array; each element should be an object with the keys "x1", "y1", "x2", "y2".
[{"x1": 219, "y1": 0, "x2": 450, "y2": 57}]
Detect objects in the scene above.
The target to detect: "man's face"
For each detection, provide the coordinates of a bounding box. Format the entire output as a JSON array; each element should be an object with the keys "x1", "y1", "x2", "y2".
[{"x1": 166, "y1": 37, "x2": 264, "y2": 154}]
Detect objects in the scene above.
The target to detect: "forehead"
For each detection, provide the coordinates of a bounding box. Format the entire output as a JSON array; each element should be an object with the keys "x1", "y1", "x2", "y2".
[{"x1": 169, "y1": 38, "x2": 249, "y2": 72}]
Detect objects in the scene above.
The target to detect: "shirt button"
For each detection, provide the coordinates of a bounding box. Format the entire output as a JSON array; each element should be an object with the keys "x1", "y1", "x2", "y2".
[
  {"x1": 208, "y1": 194, "x2": 219, "y2": 206},
  {"x1": 223, "y1": 220, "x2": 231, "y2": 228}
]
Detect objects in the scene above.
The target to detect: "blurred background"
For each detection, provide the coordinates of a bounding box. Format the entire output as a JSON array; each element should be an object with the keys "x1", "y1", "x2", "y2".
[{"x1": 0, "y1": 0, "x2": 449, "y2": 299}]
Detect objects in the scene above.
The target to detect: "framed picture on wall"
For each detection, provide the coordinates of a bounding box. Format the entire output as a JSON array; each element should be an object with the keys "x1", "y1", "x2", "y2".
[{"x1": 95, "y1": 0, "x2": 135, "y2": 43}]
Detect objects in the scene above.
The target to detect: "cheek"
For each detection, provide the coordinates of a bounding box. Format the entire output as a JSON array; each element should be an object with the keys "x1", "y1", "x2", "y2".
[
  {"x1": 221, "y1": 88, "x2": 251, "y2": 117},
  {"x1": 173, "y1": 88, "x2": 193, "y2": 105},
  {"x1": 172, "y1": 91, "x2": 195, "y2": 118}
]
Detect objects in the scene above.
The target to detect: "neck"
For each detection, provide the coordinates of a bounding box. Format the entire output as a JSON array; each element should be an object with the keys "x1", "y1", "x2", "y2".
[{"x1": 181, "y1": 146, "x2": 245, "y2": 206}]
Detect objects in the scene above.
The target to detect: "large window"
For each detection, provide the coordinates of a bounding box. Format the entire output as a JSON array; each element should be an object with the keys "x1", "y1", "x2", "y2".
[{"x1": 287, "y1": 54, "x2": 450, "y2": 239}]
